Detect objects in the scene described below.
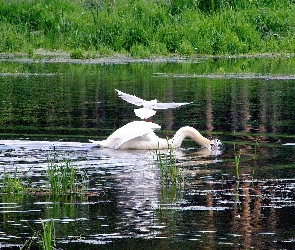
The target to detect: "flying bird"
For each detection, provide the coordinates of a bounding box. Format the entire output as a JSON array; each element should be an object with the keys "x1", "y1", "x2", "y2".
[
  {"x1": 90, "y1": 121, "x2": 221, "y2": 151},
  {"x1": 115, "y1": 89, "x2": 191, "y2": 119}
]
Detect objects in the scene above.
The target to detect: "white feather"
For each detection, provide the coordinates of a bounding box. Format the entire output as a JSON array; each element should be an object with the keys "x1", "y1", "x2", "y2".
[
  {"x1": 115, "y1": 89, "x2": 191, "y2": 119},
  {"x1": 90, "y1": 121, "x2": 222, "y2": 151}
]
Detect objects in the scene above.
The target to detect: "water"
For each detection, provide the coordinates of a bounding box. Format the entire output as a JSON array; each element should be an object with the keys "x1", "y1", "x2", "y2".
[{"x1": 1, "y1": 57, "x2": 295, "y2": 249}]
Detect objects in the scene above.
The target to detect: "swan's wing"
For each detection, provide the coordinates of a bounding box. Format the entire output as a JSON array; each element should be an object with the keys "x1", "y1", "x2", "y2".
[
  {"x1": 111, "y1": 132, "x2": 147, "y2": 149},
  {"x1": 115, "y1": 89, "x2": 145, "y2": 106},
  {"x1": 134, "y1": 108, "x2": 156, "y2": 119},
  {"x1": 110, "y1": 121, "x2": 161, "y2": 149},
  {"x1": 151, "y1": 102, "x2": 191, "y2": 110}
]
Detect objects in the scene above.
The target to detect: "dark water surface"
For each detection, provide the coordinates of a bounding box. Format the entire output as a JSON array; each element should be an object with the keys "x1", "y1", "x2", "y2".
[{"x1": 1, "y1": 57, "x2": 295, "y2": 249}]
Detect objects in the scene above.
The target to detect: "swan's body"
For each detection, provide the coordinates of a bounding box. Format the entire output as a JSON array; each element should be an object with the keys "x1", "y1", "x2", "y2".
[
  {"x1": 115, "y1": 89, "x2": 191, "y2": 119},
  {"x1": 90, "y1": 121, "x2": 220, "y2": 151}
]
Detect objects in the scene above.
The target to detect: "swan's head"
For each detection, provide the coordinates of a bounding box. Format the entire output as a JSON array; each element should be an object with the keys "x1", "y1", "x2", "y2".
[{"x1": 209, "y1": 139, "x2": 222, "y2": 152}]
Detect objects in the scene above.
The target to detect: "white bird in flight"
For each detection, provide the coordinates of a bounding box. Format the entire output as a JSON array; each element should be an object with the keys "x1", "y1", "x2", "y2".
[
  {"x1": 115, "y1": 89, "x2": 191, "y2": 119},
  {"x1": 90, "y1": 121, "x2": 221, "y2": 151}
]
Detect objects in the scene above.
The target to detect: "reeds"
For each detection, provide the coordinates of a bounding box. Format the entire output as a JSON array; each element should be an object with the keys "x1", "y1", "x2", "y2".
[
  {"x1": 21, "y1": 219, "x2": 56, "y2": 250},
  {"x1": 0, "y1": 158, "x2": 88, "y2": 250},
  {"x1": 1, "y1": 160, "x2": 88, "y2": 197},
  {"x1": 156, "y1": 144, "x2": 183, "y2": 185},
  {"x1": 47, "y1": 160, "x2": 76, "y2": 196},
  {"x1": 40, "y1": 219, "x2": 56, "y2": 250},
  {"x1": 1, "y1": 168, "x2": 26, "y2": 194}
]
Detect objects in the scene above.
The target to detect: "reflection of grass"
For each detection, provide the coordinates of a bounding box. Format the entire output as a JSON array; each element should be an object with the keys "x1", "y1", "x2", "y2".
[
  {"x1": 254, "y1": 137, "x2": 259, "y2": 160},
  {"x1": 156, "y1": 144, "x2": 184, "y2": 185},
  {"x1": 234, "y1": 144, "x2": 241, "y2": 180}
]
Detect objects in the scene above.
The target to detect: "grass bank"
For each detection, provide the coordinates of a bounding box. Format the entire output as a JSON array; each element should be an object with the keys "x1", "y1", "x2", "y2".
[{"x1": 0, "y1": 0, "x2": 295, "y2": 58}]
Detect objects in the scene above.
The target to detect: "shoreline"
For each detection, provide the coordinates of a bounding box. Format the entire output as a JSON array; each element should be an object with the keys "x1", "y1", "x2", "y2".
[{"x1": 1, "y1": 50, "x2": 295, "y2": 65}]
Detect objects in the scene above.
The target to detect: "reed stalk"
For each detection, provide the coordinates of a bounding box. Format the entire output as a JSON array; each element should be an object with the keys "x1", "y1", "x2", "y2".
[
  {"x1": 1, "y1": 168, "x2": 25, "y2": 194},
  {"x1": 156, "y1": 143, "x2": 183, "y2": 185},
  {"x1": 40, "y1": 219, "x2": 56, "y2": 250},
  {"x1": 47, "y1": 159, "x2": 80, "y2": 196}
]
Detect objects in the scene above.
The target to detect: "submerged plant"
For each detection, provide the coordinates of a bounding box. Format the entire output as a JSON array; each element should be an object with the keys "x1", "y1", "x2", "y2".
[{"x1": 156, "y1": 143, "x2": 184, "y2": 185}]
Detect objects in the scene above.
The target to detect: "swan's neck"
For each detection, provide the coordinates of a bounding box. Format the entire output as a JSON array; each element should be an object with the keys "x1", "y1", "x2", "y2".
[{"x1": 168, "y1": 126, "x2": 212, "y2": 149}]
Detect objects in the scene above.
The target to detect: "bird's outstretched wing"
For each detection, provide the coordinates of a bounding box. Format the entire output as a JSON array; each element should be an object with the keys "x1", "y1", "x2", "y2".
[
  {"x1": 149, "y1": 102, "x2": 191, "y2": 110},
  {"x1": 115, "y1": 89, "x2": 145, "y2": 107},
  {"x1": 116, "y1": 89, "x2": 192, "y2": 119}
]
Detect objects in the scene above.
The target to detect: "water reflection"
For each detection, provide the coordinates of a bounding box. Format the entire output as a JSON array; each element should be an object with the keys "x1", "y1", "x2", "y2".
[
  {"x1": 0, "y1": 62, "x2": 295, "y2": 137},
  {"x1": 1, "y1": 59, "x2": 295, "y2": 248},
  {"x1": 1, "y1": 138, "x2": 295, "y2": 248}
]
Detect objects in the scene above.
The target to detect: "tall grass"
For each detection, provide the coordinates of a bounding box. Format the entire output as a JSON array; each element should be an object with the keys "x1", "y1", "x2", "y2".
[
  {"x1": 1, "y1": 160, "x2": 88, "y2": 197},
  {"x1": 0, "y1": 0, "x2": 295, "y2": 57},
  {"x1": 40, "y1": 219, "x2": 56, "y2": 250},
  {"x1": 1, "y1": 168, "x2": 26, "y2": 194},
  {"x1": 156, "y1": 144, "x2": 184, "y2": 185},
  {"x1": 21, "y1": 219, "x2": 56, "y2": 250},
  {"x1": 47, "y1": 159, "x2": 87, "y2": 197}
]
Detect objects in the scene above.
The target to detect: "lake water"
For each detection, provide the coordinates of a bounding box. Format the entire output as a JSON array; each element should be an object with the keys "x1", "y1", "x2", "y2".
[{"x1": 1, "y1": 56, "x2": 295, "y2": 249}]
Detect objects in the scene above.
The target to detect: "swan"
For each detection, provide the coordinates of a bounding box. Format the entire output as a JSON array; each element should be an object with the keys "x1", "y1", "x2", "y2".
[
  {"x1": 115, "y1": 89, "x2": 191, "y2": 119},
  {"x1": 90, "y1": 121, "x2": 221, "y2": 151}
]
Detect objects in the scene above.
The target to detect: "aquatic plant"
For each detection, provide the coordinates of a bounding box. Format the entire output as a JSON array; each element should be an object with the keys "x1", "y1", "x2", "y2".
[
  {"x1": 1, "y1": 168, "x2": 26, "y2": 194},
  {"x1": 47, "y1": 159, "x2": 87, "y2": 196},
  {"x1": 40, "y1": 219, "x2": 56, "y2": 250},
  {"x1": 21, "y1": 219, "x2": 56, "y2": 250},
  {"x1": 156, "y1": 143, "x2": 184, "y2": 185}
]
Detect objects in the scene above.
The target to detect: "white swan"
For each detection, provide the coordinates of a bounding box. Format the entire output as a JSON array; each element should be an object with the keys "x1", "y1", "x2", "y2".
[
  {"x1": 115, "y1": 89, "x2": 191, "y2": 119},
  {"x1": 90, "y1": 121, "x2": 221, "y2": 151}
]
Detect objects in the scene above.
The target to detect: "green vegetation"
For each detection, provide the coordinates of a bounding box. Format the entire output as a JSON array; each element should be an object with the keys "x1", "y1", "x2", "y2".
[
  {"x1": 46, "y1": 159, "x2": 89, "y2": 197},
  {"x1": 1, "y1": 161, "x2": 87, "y2": 249},
  {"x1": 0, "y1": 160, "x2": 88, "y2": 196},
  {"x1": 1, "y1": 168, "x2": 26, "y2": 194},
  {"x1": 47, "y1": 160, "x2": 77, "y2": 196},
  {"x1": 40, "y1": 219, "x2": 56, "y2": 250},
  {"x1": 234, "y1": 144, "x2": 241, "y2": 180},
  {"x1": 156, "y1": 144, "x2": 184, "y2": 185},
  {"x1": 21, "y1": 219, "x2": 56, "y2": 250},
  {"x1": 0, "y1": 0, "x2": 295, "y2": 57}
]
